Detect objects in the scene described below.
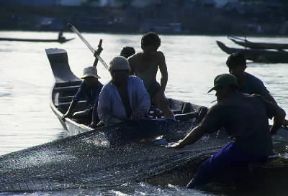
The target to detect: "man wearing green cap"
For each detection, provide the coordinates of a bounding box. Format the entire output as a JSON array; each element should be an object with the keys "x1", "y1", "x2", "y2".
[{"x1": 169, "y1": 73, "x2": 286, "y2": 188}]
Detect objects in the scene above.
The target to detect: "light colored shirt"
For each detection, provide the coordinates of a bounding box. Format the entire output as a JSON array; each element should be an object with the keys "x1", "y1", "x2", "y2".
[{"x1": 97, "y1": 76, "x2": 151, "y2": 126}]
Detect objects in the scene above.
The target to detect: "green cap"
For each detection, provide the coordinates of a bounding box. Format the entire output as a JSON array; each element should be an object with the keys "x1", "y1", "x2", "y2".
[{"x1": 208, "y1": 74, "x2": 238, "y2": 93}]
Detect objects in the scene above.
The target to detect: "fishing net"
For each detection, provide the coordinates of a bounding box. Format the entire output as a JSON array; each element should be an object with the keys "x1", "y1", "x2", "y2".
[{"x1": 0, "y1": 121, "x2": 232, "y2": 192}]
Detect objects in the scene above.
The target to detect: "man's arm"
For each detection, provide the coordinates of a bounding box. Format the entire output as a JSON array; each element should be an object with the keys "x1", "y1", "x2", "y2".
[
  {"x1": 97, "y1": 86, "x2": 123, "y2": 125},
  {"x1": 131, "y1": 77, "x2": 151, "y2": 119},
  {"x1": 261, "y1": 96, "x2": 286, "y2": 134},
  {"x1": 158, "y1": 52, "x2": 168, "y2": 92},
  {"x1": 267, "y1": 103, "x2": 286, "y2": 134},
  {"x1": 128, "y1": 56, "x2": 136, "y2": 75},
  {"x1": 62, "y1": 83, "x2": 84, "y2": 118},
  {"x1": 170, "y1": 125, "x2": 206, "y2": 148},
  {"x1": 63, "y1": 100, "x2": 77, "y2": 119},
  {"x1": 170, "y1": 106, "x2": 222, "y2": 148},
  {"x1": 256, "y1": 79, "x2": 277, "y2": 105}
]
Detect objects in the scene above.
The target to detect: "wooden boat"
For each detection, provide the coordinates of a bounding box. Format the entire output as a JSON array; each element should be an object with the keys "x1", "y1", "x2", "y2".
[
  {"x1": 229, "y1": 37, "x2": 288, "y2": 50},
  {"x1": 45, "y1": 48, "x2": 204, "y2": 138},
  {"x1": 0, "y1": 37, "x2": 74, "y2": 43},
  {"x1": 216, "y1": 40, "x2": 288, "y2": 63}
]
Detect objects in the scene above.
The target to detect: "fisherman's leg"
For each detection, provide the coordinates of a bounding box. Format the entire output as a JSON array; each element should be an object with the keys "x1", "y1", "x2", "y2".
[
  {"x1": 153, "y1": 91, "x2": 174, "y2": 119},
  {"x1": 187, "y1": 142, "x2": 240, "y2": 188}
]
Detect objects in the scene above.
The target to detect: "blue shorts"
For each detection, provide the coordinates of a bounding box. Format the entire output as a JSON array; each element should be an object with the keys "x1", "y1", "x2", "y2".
[{"x1": 187, "y1": 142, "x2": 267, "y2": 188}]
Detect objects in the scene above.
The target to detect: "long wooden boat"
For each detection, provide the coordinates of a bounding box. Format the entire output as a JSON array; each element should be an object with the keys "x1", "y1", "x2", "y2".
[
  {"x1": 229, "y1": 37, "x2": 288, "y2": 50},
  {"x1": 216, "y1": 40, "x2": 288, "y2": 63},
  {"x1": 45, "y1": 48, "x2": 204, "y2": 137},
  {"x1": 0, "y1": 37, "x2": 74, "y2": 43}
]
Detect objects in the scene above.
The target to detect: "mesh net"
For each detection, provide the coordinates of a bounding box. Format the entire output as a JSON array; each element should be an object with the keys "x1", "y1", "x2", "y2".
[{"x1": 0, "y1": 123, "x2": 230, "y2": 192}]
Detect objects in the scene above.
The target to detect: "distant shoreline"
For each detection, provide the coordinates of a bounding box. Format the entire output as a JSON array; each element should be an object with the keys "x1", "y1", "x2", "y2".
[{"x1": 1, "y1": 4, "x2": 287, "y2": 36}]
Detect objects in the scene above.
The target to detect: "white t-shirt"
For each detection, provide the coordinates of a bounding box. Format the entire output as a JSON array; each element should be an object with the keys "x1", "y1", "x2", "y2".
[{"x1": 97, "y1": 76, "x2": 151, "y2": 126}]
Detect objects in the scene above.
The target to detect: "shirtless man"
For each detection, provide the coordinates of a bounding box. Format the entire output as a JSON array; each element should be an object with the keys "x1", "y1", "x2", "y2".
[{"x1": 128, "y1": 32, "x2": 174, "y2": 119}]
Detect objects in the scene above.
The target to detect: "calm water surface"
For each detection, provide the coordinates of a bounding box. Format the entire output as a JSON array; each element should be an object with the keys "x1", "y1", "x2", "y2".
[{"x1": 0, "y1": 31, "x2": 288, "y2": 195}]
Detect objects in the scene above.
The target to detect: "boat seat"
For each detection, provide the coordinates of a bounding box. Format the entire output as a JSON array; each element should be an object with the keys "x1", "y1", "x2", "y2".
[
  {"x1": 55, "y1": 100, "x2": 86, "y2": 107},
  {"x1": 58, "y1": 96, "x2": 75, "y2": 102},
  {"x1": 53, "y1": 85, "x2": 80, "y2": 92},
  {"x1": 175, "y1": 112, "x2": 198, "y2": 121},
  {"x1": 55, "y1": 81, "x2": 82, "y2": 87},
  {"x1": 171, "y1": 109, "x2": 182, "y2": 114}
]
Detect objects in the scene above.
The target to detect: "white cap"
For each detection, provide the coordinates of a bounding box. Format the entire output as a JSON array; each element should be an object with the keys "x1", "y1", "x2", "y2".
[
  {"x1": 109, "y1": 56, "x2": 130, "y2": 72},
  {"x1": 81, "y1": 66, "x2": 100, "y2": 79}
]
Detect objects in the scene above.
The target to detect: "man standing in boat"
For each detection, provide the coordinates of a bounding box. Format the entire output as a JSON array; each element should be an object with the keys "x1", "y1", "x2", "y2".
[
  {"x1": 169, "y1": 74, "x2": 286, "y2": 188},
  {"x1": 128, "y1": 32, "x2": 174, "y2": 119},
  {"x1": 58, "y1": 30, "x2": 66, "y2": 43},
  {"x1": 226, "y1": 52, "x2": 277, "y2": 104},
  {"x1": 97, "y1": 56, "x2": 150, "y2": 126}
]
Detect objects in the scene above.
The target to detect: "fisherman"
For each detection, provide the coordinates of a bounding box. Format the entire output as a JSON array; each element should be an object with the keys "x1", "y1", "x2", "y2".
[
  {"x1": 97, "y1": 56, "x2": 150, "y2": 126},
  {"x1": 169, "y1": 73, "x2": 286, "y2": 188},
  {"x1": 62, "y1": 66, "x2": 103, "y2": 125},
  {"x1": 226, "y1": 52, "x2": 277, "y2": 104},
  {"x1": 128, "y1": 32, "x2": 174, "y2": 119},
  {"x1": 58, "y1": 30, "x2": 66, "y2": 42},
  {"x1": 120, "y1": 46, "x2": 136, "y2": 58}
]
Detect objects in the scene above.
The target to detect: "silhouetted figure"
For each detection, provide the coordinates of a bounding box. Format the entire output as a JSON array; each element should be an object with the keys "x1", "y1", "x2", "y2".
[
  {"x1": 170, "y1": 74, "x2": 286, "y2": 188},
  {"x1": 128, "y1": 32, "x2": 174, "y2": 119},
  {"x1": 62, "y1": 66, "x2": 103, "y2": 125},
  {"x1": 120, "y1": 46, "x2": 135, "y2": 58},
  {"x1": 58, "y1": 30, "x2": 66, "y2": 43},
  {"x1": 226, "y1": 52, "x2": 276, "y2": 104}
]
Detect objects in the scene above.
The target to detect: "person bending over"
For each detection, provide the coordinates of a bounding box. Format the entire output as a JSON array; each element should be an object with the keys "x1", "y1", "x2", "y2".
[{"x1": 170, "y1": 74, "x2": 286, "y2": 188}]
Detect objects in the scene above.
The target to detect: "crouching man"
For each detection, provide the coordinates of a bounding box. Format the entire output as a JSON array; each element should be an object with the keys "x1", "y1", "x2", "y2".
[{"x1": 169, "y1": 73, "x2": 286, "y2": 188}]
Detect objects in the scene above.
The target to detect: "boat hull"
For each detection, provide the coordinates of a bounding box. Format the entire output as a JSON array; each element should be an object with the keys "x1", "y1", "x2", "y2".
[
  {"x1": 0, "y1": 37, "x2": 74, "y2": 43},
  {"x1": 216, "y1": 40, "x2": 288, "y2": 63},
  {"x1": 229, "y1": 37, "x2": 288, "y2": 50}
]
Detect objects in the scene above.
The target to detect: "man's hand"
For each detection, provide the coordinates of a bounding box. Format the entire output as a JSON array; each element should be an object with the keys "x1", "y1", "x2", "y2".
[
  {"x1": 89, "y1": 122, "x2": 97, "y2": 128},
  {"x1": 166, "y1": 140, "x2": 185, "y2": 149}
]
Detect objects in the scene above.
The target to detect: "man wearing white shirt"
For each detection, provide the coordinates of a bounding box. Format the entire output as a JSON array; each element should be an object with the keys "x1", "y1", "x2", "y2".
[{"x1": 97, "y1": 56, "x2": 151, "y2": 126}]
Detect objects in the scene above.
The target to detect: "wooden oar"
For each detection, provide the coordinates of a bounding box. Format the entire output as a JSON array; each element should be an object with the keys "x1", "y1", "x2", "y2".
[
  {"x1": 93, "y1": 39, "x2": 103, "y2": 68},
  {"x1": 68, "y1": 23, "x2": 109, "y2": 70}
]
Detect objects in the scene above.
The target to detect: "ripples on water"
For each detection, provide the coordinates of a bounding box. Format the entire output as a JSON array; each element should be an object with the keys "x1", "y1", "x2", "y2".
[{"x1": 0, "y1": 31, "x2": 287, "y2": 195}]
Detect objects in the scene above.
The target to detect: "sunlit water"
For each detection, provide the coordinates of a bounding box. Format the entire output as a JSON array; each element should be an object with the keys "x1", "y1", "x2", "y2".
[{"x1": 0, "y1": 31, "x2": 288, "y2": 195}]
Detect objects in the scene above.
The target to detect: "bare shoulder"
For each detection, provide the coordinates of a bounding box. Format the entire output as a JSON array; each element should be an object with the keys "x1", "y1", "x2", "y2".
[
  {"x1": 128, "y1": 53, "x2": 142, "y2": 64},
  {"x1": 156, "y1": 51, "x2": 165, "y2": 59},
  {"x1": 156, "y1": 51, "x2": 166, "y2": 65},
  {"x1": 129, "y1": 53, "x2": 142, "y2": 60}
]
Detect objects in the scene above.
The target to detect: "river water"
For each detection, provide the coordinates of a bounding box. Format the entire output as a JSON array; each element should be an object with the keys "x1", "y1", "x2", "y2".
[{"x1": 0, "y1": 31, "x2": 288, "y2": 195}]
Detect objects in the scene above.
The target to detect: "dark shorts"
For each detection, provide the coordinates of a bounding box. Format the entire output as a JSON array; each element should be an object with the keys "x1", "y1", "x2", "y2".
[
  {"x1": 147, "y1": 81, "x2": 161, "y2": 99},
  {"x1": 187, "y1": 142, "x2": 267, "y2": 188}
]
